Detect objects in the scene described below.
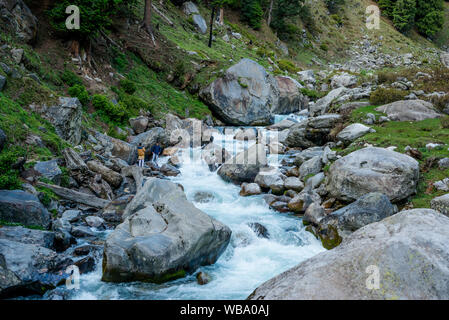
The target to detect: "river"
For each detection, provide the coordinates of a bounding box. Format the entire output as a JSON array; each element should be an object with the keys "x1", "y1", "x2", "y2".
[{"x1": 70, "y1": 117, "x2": 325, "y2": 300}]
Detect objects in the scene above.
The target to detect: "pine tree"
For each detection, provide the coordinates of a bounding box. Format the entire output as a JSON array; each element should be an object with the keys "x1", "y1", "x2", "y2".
[
  {"x1": 241, "y1": 0, "x2": 263, "y2": 29},
  {"x1": 392, "y1": 0, "x2": 416, "y2": 33},
  {"x1": 415, "y1": 0, "x2": 444, "y2": 37}
]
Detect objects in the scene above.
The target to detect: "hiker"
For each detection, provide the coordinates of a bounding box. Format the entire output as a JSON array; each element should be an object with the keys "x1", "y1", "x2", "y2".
[
  {"x1": 151, "y1": 142, "x2": 163, "y2": 164},
  {"x1": 137, "y1": 143, "x2": 145, "y2": 168}
]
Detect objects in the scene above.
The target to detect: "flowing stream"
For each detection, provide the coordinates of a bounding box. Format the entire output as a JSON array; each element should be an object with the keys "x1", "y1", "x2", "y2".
[{"x1": 70, "y1": 119, "x2": 325, "y2": 300}]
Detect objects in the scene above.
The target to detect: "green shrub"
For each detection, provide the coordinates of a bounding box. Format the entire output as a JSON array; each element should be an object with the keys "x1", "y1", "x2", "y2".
[
  {"x1": 300, "y1": 88, "x2": 322, "y2": 100},
  {"x1": 277, "y1": 59, "x2": 300, "y2": 73},
  {"x1": 61, "y1": 69, "x2": 83, "y2": 86},
  {"x1": 120, "y1": 94, "x2": 149, "y2": 113},
  {"x1": 369, "y1": 88, "x2": 407, "y2": 105},
  {"x1": 120, "y1": 79, "x2": 137, "y2": 95},
  {"x1": 0, "y1": 147, "x2": 25, "y2": 190},
  {"x1": 68, "y1": 85, "x2": 90, "y2": 106},
  {"x1": 320, "y1": 43, "x2": 328, "y2": 51},
  {"x1": 92, "y1": 94, "x2": 127, "y2": 123}
]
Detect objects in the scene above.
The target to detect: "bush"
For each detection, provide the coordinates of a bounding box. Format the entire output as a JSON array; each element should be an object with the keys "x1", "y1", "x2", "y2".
[
  {"x1": 68, "y1": 85, "x2": 90, "y2": 105},
  {"x1": 120, "y1": 94, "x2": 149, "y2": 114},
  {"x1": 92, "y1": 95, "x2": 127, "y2": 123},
  {"x1": 0, "y1": 148, "x2": 25, "y2": 190},
  {"x1": 369, "y1": 88, "x2": 407, "y2": 105},
  {"x1": 320, "y1": 43, "x2": 328, "y2": 51},
  {"x1": 277, "y1": 59, "x2": 300, "y2": 73},
  {"x1": 120, "y1": 79, "x2": 136, "y2": 95},
  {"x1": 61, "y1": 69, "x2": 83, "y2": 86},
  {"x1": 300, "y1": 88, "x2": 322, "y2": 101}
]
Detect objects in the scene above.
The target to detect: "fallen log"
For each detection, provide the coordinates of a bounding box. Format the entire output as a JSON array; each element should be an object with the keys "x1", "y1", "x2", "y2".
[
  {"x1": 36, "y1": 182, "x2": 111, "y2": 209},
  {"x1": 152, "y1": 4, "x2": 174, "y2": 27}
]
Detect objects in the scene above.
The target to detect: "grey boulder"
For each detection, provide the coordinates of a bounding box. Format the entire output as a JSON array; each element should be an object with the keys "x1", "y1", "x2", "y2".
[
  {"x1": 375, "y1": 100, "x2": 441, "y2": 122},
  {"x1": 34, "y1": 160, "x2": 62, "y2": 185},
  {"x1": 102, "y1": 178, "x2": 231, "y2": 283},
  {"x1": 0, "y1": 190, "x2": 51, "y2": 229},
  {"x1": 326, "y1": 147, "x2": 419, "y2": 202},
  {"x1": 249, "y1": 209, "x2": 449, "y2": 300}
]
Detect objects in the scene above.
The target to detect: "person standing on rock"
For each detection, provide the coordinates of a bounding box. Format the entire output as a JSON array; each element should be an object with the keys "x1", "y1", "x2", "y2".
[
  {"x1": 137, "y1": 143, "x2": 146, "y2": 168},
  {"x1": 151, "y1": 142, "x2": 163, "y2": 165}
]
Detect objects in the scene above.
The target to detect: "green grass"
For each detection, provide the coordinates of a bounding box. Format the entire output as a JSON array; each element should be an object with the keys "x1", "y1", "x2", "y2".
[
  {"x1": 343, "y1": 106, "x2": 449, "y2": 208},
  {"x1": 126, "y1": 55, "x2": 211, "y2": 120}
]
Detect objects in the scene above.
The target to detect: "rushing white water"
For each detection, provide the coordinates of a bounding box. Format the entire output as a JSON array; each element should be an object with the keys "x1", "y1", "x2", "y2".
[{"x1": 70, "y1": 126, "x2": 325, "y2": 300}]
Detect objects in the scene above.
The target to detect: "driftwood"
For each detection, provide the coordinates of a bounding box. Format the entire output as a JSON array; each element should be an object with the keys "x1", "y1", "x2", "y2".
[{"x1": 37, "y1": 182, "x2": 111, "y2": 209}]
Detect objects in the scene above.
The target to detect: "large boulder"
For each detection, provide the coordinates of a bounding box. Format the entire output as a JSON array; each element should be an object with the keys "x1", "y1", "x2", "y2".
[
  {"x1": 34, "y1": 160, "x2": 62, "y2": 185},
  {"x1": 331, "y1": 73, "x2": 357, "y2": 89},
  {"x1": 95, "y1": 132, "x2": 137, "y2": 165},
  {"x1": 0, "y1": 190, "x2": 51, "y2": 229},
  {"x1": 200, "y1": 59, "x2": 306, "y2": 126},
  {"x1": 130, "y1": 127, "x2": 170, "y2": 152},
  {"x1": 0, "y1": 237, "x2": 69, "y2": 298},
  {"x1": 249, "y1": 209, "x2": 449, "y2": 300},
  {"x1": 274, "y1": 76, "x2": 307, "y2": 114},
  {"x1": 326, "y1": 147, "x2": 419, "y2": 202},
  {"x1": 102, "y1": 178, "x2": 232, "y2": 283},
  {"x1": 45, "y1": 97, "x2": 83, "y2": 145},
  {"x1": 0, "y1": 0, "x2": 38, "y2": 43},
  {"x1": 200, "y1": 59, "x2": 277, "y2": 125},
  {"x1": 129, "y1": 116, "x2": 149, "y2": 134},
  {"x1": 285, "y1": 114, "x2": 342, "y2": 148},
  {"x1": 375, "y1": 100, "x2": 441, "y2": 121},
  {"x1": 218, "y1": 143, "x2": 268, "y2": 184},
  {"x1": 192, "y1": 14, "x2": 207, "y2": 34}
]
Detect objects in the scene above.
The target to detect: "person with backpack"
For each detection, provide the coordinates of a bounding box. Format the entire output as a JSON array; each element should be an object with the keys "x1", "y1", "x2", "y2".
[{"x1": 137, "y1": 143, "x2": 146, "y2": 167}]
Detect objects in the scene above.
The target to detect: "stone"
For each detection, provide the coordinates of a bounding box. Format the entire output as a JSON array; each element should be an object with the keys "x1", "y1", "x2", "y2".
[
  {"x1": 234, "y1": 128, "x2": 257, "y2": 140},
  {"x1": 249, "y1": 209, "x2": 449, "y2": 300},
  {"x1": 0, "y1": 75, "x2": 5, "y2": 91},
  {"x1": 431, "y1": 194, "x2": 449, "y2": 217},
  {"x1": 319, "y1": 193, "x2": 396, "y2": 240},
  {"x1": 330, "y1": 73, "x2": 357, "y2": 89},
  {"x1": 326, "y1": 147, "x2": 419, "y2": 202},
  {"x1": 310, "y1": 87, "x2": 347, "y2": 116},
  {"x1": 0, "y1": 0, "x2": 38, "y2": 43},
  {"x1": 240, "y1": 183, "x2": 262, "y2": 196},
  {"x1": 95, "y1": 132, "x2": 137, "y2": 165},
  {"x1": 375, "y1": 100, "x2": 441, "y2": 122},
  {"x1": 0, "y1": 190, "x2": 51, "y2": 229},
  {"x1": 182, "y1": 1, "x2": 199, "y2": 15},
  {"x1": 247, "y1": 222, "x2": 270, "y2": 239},
  {"x1": 218, "y1": 144, "x2": 267, "y2": 184},
  {"x1": 61, "y1": 210, "x2": 81, "y2": 223},
  {"x1": 45, "y1": 97, "x2": 83, "y2": 145},
  {"x1": 192, "y1": 14, "x2": 207, "y2": 34},
  {"x1": 287, "y1": 191, "x2": 321, "y2": 213},
  {"x1": 255, "y1": 168, "x2": 285, "y2": 190},
  {"x1": 34, "y1": 160, "x2": 62, "y2": 185},
  {"x1": 70, "y1": 226, "x2": 96, "y2": 238},
  {"x1": 433, "y1": 178, "x2": 449, "y2": 192},
  {"x1": 336, "y1": 123, "x2": 374, "y2": 145},
  {"x1": 438, "y1": 158, "x2": 449, "y2": 170},
  {"x1": 200, "y1": 59, "x2": 306, "y2": 126},
  {"x1": 299, "y1": 156, "x2": 323, "y2": 180},
  {"x1": 284, "y1": 177, "x2": 304, "y2": 192},
  {"x1": 0, "y1": 226, "x2": 55, "y2": 249},
  {"x1": 303, "y1": 202, "x2": 327, "y2": 225},
  {"x1": 102, "y1": 178, "x2": 232, "y2": 283},
  {"x1": 196, "y1": 272, "x2": 212, "y2": 285},
  {"x1": 129, "y1": 116, "x2": 149, "y2": 134},
  {"x1": 85, "y1": 216, "x2": 105, "y2": 228},
  {"x1": 193, "y1": 191, "x2": 215, "y2": 204},
  {"x1": 297, "y1": 70, "x2": 316, "y2": 84}
]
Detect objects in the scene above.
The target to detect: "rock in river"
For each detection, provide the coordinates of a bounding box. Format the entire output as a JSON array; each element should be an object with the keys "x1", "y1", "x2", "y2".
[{"x1": 102, "y1": 178, "x2": 232, "y2": 283}]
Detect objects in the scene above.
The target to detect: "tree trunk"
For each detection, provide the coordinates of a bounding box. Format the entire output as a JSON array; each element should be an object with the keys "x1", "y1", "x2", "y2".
[
  {"x1": 143, "y1": 0, "x2": 156, "y2": 46},
  {"x1": 267, "y1": 0, "x2": 274, "y2": 27},
  {"x1": 208, "y1": 6, "x2": 216, "y2": 48}
]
